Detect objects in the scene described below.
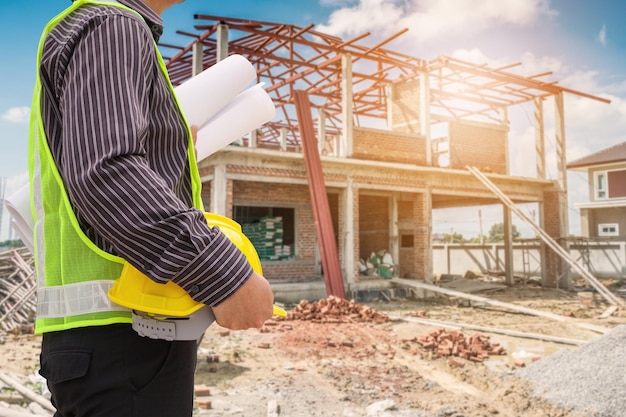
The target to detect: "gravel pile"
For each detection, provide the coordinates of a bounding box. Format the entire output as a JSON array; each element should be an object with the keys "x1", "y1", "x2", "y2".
[{"x1": 516, "y1": 324, "x2": 626, "y2": 417}]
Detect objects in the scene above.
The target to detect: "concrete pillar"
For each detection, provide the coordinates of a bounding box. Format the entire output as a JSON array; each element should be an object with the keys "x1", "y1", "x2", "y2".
[
  {"x1": 192, "y1": 42, "x2": 203, "y2": 76},
  {"x1": 343, "y1": 179, "x2": 356, "y2": 285},
  {"x1": 317, "y1": 108, "x2": 326, "y2": 155},
  {"x1": 413, "y1": 190, "x2": 432, "y2": 280},
  {"x1": 419, "y1": 72, "x2": 431, "y2": 166},
  {"x1": 499, "y1": 107, "x2": 510, "y2": 175},
  {"x1": 390, "y1": 194, "x2": 400, "y2": 274},
  {"x1": 555, "y1": 92, "x2": 569, "y2": 237},
  {"x1": 211, "y1": 164, "x2": 227, "y2": 216},
  {"x1": 503, "y1": 206, "x2": 514, "y2": 285},
  {"x1": 341, "y1": 53, "x2": 353, "y2": 158},
  {"x1": 280, "y1": 128, "x2": 288, "y2": 151},
  {"x1": 554, "y1": 92, "x2": 570, "y2": 286},
  {"x1": 534, "y1": 98, "x2": 546, "y2": 179},
  {"x1": 216, "y1": 23, "x2": 229, "y2": 62},
  {"x1": 386, "y1": 84, "x2": 393, "y2": 129},
  {"x1": 249, "y1": 129, "x2": 257, "y2": 148}
]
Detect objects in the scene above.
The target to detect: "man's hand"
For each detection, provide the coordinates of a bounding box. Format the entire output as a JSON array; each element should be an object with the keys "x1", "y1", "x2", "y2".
[{"x1": 211, "y1": 271, "x2": 274, "y2": 330}]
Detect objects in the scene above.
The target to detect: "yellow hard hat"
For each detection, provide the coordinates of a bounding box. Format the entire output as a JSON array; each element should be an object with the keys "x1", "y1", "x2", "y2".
[{"x1": 108, "y1": 212, "x2": 263, "y2": 317}]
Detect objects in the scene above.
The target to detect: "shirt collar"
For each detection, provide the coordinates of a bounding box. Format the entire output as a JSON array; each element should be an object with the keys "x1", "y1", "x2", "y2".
[{"x1": 118, "y1": 0, "x2": 164, "y2": 42}]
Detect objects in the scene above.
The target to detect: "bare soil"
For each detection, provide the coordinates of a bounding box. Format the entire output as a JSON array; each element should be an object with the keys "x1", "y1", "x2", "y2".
[{"x1": 2, "y1": 281, "x2": 626, "y2": 417}]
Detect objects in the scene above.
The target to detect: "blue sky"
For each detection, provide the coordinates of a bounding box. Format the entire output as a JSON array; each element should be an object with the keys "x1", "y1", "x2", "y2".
[{"x1": 1, "y1": 0, "x2": 626, "y2": 240}]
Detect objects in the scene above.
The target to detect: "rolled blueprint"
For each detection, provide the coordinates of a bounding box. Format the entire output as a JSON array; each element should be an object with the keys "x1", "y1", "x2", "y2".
[
  {"x1": 4, "y1": 55, "x2": 274, "y2": 254},
  {"x1": 195, "y1": 83, "x2": 276, "y2": 161},
  {"x1": 4, "y1": 182, "x2": 34, "y2": 252},
  {"x1": 174, "y1": 54, "x2": 257, "y2": 127}
]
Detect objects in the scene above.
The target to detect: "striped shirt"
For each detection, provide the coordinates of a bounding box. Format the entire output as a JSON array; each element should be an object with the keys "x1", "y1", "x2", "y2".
[{"x1": 38, "y1": 0, "x2": 252, "y2": 306}]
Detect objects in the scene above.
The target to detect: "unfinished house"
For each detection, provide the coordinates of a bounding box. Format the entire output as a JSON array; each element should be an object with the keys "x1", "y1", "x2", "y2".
[{"x1": 160, "y1": 16, "x2": 609, "y2": 300}]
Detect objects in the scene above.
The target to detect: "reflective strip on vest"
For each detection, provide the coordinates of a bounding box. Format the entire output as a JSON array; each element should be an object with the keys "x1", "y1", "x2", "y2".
[{"x1": 37, "y1": 280, "x2": 130, "y2": 319}]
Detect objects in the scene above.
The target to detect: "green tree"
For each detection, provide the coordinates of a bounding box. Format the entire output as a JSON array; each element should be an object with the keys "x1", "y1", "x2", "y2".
[
  {"x1": 443, "y1": 231, "x2": 467, "y2": 243},
  {"x1": 488, "y1": 223, "x2": 520, "y2": 242}
]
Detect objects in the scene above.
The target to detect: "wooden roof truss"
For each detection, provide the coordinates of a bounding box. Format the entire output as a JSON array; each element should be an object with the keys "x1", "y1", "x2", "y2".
[{"x1": 161, "y1": 15, "x2": 608, "y2": 149}]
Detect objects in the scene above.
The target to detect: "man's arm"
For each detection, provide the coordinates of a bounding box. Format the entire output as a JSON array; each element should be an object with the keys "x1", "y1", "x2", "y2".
[{"x1": 55, "y1": 13, "x2": 271, "y2": 327}]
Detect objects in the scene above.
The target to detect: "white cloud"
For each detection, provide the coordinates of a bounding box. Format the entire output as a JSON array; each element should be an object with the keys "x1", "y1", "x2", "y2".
[
  {"x1": 317, "y1": 0, "x2": 557, "y2": 43},
  {"x1": 320, "y1": 0, "x2": 357, "y2": 6},
  {"x1": 316, "y1": 0, "x2": 404, "y2": 39},
  {"x1": 598, "y1": 24, "x2": 607, "y2": 46},
  {"x1": 1, "y1": 107, "x2": 30, "y2": 123}
]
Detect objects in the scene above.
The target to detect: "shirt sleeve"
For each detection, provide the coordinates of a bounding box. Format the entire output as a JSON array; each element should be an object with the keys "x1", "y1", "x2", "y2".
[{"x1": 56, "y1": 13, "x2": 252, "y2": 306}]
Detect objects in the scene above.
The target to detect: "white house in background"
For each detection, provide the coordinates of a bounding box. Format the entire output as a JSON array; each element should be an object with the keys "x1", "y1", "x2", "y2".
[{"x1": 567, "y1": 141, "x2": 626, "y2": 238}]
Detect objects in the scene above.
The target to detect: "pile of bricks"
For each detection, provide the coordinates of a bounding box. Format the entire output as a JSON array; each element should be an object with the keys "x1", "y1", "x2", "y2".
[
  {"x1": 409, "y1": 329, "x2": 506, "y2": 363},
  {"x1": 285, "y1": 296, "x2": 390, "y2": 324}
]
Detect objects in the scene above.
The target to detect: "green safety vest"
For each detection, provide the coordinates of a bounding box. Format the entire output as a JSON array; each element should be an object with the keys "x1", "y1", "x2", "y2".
[{"x1": 29, "y1": 0, "x2": 204, "y2": 334}]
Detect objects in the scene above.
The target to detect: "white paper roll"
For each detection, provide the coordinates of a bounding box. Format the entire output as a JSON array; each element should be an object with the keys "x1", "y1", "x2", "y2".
[
  {"x1": 174, "y1": 54, "x2": 257, "y2": 127},
  {"x1": 195, "y1": 83, "x2": 276, "y2": 161},
  {"x1": 4, "y1": 182, "x2": 35, "y2": 252},
  {"x1": 11, "y1": 219, "x2": 34, "y2": 254}
]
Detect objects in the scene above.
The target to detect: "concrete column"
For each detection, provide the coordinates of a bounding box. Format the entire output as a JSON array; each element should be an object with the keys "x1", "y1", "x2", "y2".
[
  {"x1": 216, "y1": 23, "x2": 229, "y2": 62},
  {"x1": 317, "y1": 108, "x2": 326, "y2": 155},
  {"x1": 419, "y1": 72, "x2": 431, "y2": 166},
  {"x1": 249, "y1": 129, "x2": 257, "y2": 148},
  {"x1": 555, "y1": 92, "x2": 569, "y2": 237},
  {"x1": 386, "y1": 84, "x2": 393, "y2": 129},
  {"x1": 343, "y1": 179, "x2": 356, "y2": 285},
  {"x1": 211, "y1": 164, "x2": 227, "y2": 216},
  {"x1": 503, "y1": 206, "x2": 514, "y2": 285},
  {"x1": 280, "y1": 128, "x2": 288, "y2": 151},
  {"x1": 389, "y1": 194, "x2": 399, "y2": 274},
  {"x1": 341, "y1": 53, "x2": 353, "y2": 158},
  {"x1": 538, "y1": 200, "x2": 548, "y2": 285},
  {"x1": 534, "y1": 98, "x2": 546, "y2": 179},
  {"x1": 499, "y1": 107, "x2": 510, "y2": 175},
  {"x1": 192, "y1": 42, "x2": 203, "y2": 76}
]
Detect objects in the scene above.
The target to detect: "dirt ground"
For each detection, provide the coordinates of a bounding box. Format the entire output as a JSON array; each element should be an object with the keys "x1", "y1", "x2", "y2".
[{"x1": 2, "y1": 279, "x2": 626, "y2": 417}]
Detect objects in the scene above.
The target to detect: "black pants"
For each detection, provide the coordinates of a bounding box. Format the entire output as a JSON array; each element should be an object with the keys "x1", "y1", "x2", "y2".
[{"x1": 40, "y1": 323, "x2": 197, "y2": 417}]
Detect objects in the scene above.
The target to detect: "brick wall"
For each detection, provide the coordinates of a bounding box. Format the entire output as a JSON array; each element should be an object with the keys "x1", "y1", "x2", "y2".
[
  {"x1": 352, "y1": 127, "x2": 427, "y2": 165},
  {"x1": 359, "y1": 195, "x2": 389, "y2": 260},
  {"x1": 262, "y1": 261, "x2": 318, "y2": 281},
  {"x1": 231, "y1": 180, "x2": 323, "y2": 282},
  {"x1": 398, "y1": 200, "x2": 415, "y2": 278},
  {"x1": 412, "y1": 192, "x2": 430, "y2": 279},
  {"x1": 448, "y1": 120, "x2": 508, "y2": 174},
  {"x1": 352, "y1": 189, "x2": 361, "y2": 279},
  {"x1": 543, "y1": 190, "x2": 563, "y2": 287}
]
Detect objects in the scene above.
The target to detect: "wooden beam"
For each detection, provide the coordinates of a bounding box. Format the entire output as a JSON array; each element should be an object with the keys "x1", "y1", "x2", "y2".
[{"x1": 390, "y1": 277, "x2": 609, "y2": 334}]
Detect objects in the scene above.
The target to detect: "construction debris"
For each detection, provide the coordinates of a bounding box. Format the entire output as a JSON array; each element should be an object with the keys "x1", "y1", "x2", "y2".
[
  {"x1": 285, "y1": 296, "x2": 390, "y2": 323},
  {"x1": 406, "y1": 328, "x2": 506, "y2": 363},
  {"x1": 0, "y1": 371, "x2": 53, "y2": 416},
  {"x1": 0, "y1": 248, "x2": 36, "y2": 335}
]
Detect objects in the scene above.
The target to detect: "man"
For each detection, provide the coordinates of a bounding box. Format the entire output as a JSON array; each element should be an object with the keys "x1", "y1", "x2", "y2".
[{"x1": 30, "y1": 0, "x2": 274, "y2": 415}]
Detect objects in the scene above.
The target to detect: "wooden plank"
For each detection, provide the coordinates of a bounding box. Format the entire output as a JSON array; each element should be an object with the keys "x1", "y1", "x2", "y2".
[
  {"x1": 391, "y1": 277, "x2": 609, "y2": 334},
  {"x1": 467, "y1": 166, "x2": 624, "y2": 308}
]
